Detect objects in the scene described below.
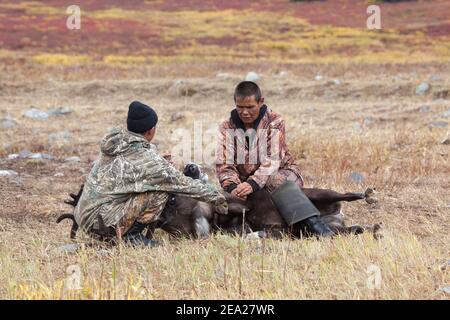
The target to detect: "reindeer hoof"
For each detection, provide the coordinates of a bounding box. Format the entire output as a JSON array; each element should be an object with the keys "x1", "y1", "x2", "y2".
[
  {"x1": 373, "y1": 233, "x2": 383, "y2": 240},
  {"x1": 364, "y1": 188, "x2": 378, "y2": 204},
  {"x1": 372, "y1": 223, "x2": 383, "y2": 240}
]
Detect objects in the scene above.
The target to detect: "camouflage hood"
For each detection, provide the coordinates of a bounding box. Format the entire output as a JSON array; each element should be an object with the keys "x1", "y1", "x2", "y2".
[
  {"x1": 100, "y1": 127, "x2": 147, "y2": 157},
  {"x1": 74, "y1": 127, "x2": 220, "y2": 233}
]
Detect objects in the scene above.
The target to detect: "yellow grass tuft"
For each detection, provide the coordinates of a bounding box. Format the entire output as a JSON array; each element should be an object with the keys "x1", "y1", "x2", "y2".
[{"x1": 32, "y1": 54, "x2": 91, "y2": 66}]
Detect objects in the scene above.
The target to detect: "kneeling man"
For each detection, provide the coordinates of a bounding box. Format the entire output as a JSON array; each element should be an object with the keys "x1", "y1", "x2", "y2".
[
  {"x1": 216, "y1": 81, "x2": 334, "y2": 237},
  {"x1": 74, "y1": 101, "x2": 226, "y2": 246}
]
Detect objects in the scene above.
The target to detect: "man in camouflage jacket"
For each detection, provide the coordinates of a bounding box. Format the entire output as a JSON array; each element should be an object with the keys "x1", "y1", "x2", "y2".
[{"x1": 74, "y1": 101, "x2": 225, "y2": 246}]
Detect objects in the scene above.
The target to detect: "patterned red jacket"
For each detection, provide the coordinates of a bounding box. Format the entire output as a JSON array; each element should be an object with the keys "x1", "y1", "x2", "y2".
[{"x1": 216, "y1": 105, "x2": 302, "y2": 193}]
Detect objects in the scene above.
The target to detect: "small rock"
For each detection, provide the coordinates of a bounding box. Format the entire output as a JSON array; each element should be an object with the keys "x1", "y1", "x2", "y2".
[
  {"x1": 65, "y1": 156, "x2": 81, "y2": 163},
  {"x1": 169, "y1": 80, "x2": 197, "y2": 97},
  {"x1": 23, "y1": 108, "x2": 49, "y2": 120},
  {"x1": 245, "y1": 71, "x2": 261, "y2": 82},
  {"x1": 363, "y1": 116, "x2": 375, "y2": 126},
  {"x1": 48, "y1": 131, "x2": 72, "y2": 143},
  {"x1": 429, "y1": 121, "x2": 448, "y2": 128},
  {"x1": 56, "y1": 243, "x2": 81, "y2": 254},
  {"x1": 216, "y1": 73, "x2": 232, "y2": 79},
  {"x1": 48, "y1": 107, "x2": 73, "y2": 116},
  {"x1": 170, "y1": 112, "x2": 185, "y2": 122},
  {"x1": 391, "y1": 84, "x2": 401, "y2": 92},
  {"x1": 276, "y1": 71, "x2": 288, "y2": 77},
  {"x1": 0, "y1": 170, "x2": 18, "y2": 177},
  {"x1": 439, "y1": 286, "x2": 450, "y2": 294},
  {"x1": 54, "y1": 172, "x2": 65, "y2": 177},
  {"x1": 442, "y1": 109, "x2": 450, "y2": 118},
  {"x1": 441, "y1": 137, "x2": 450, "y2": 145},
  {"x1": 0, "y1": 117, "x2": 17, "y2": 129},
  {"x1": 393, "y1": 75, "x2": 402, "y2": 81},
  {"x1": 16, "y1": 150, "x2": 54, "y2": 160},
  {"x1": 353, "y1": 123, "x2": 363, "y2": 132},
  {"x1": 333, "y1": 79, "x2": 341, "y2": 85},
  {"x1": 429, "y1": 75, "x2": 441, "y2": 82},
  {"x1": 419, "y1": 105, "x2": 430, "y2": 113},
  {"x1": 439, "y1": 259, "x2": 450, "y2": 271},
  {"x1": 29, "y1": 153, "x2": 54, "y2": 160},
  {"x1": 415, "y1": 82, "x2": 430, "y2": 96},
  {"x1": 7, "y1": 154, "x2": 19, "y2": 160},
  {"x1": 349, "y1": 172, "x2": 365, "y2": 184},
  {"x1": 18, "y1": 150, "x2": 33, "y2": 158},
  {"x1": 314, "y1": 74, "x2": 323, "y2": 81}
]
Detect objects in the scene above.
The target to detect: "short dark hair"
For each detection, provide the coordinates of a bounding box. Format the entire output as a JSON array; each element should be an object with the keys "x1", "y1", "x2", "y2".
[{"x1": 234, "y1": 81, "x2": 262, "y2": 102}]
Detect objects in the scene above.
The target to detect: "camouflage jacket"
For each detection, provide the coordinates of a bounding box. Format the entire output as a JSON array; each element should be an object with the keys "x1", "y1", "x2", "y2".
[
  {"x1": 74, "y1": 127, "x2": 221, "y2": 233},
  {"x1": 216, "y1": 105, "x2": 302, "y2": 192}
]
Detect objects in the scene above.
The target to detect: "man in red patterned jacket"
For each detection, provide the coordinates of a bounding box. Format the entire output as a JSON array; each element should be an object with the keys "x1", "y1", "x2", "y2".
[{"x1": 216, "y1": 81, "x2": 334, "y2": 237}]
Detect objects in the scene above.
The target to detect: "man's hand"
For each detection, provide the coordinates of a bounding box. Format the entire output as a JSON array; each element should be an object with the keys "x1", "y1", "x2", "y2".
[
  {"x1": 162, "y1": 152, "x2": 174, "y2": 166},
  {"x1": 230, "y1": 188, "x2": 245, "y2": 200},
  {"x1": 234, "y1": 182, "x2": 253, "y2": 199}
]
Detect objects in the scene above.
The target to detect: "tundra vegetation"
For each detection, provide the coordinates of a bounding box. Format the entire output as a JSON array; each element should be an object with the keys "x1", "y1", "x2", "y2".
[{"x1": 0, "y1": 0, "x2": 449, "y2": 299}]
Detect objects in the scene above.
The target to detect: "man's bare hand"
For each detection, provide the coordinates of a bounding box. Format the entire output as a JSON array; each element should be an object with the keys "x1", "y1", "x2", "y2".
[
  {"x1": 235, "y1": 182, "x2": 253, "y2": 198},
  {"x1": 231, "y1": 188, "x2": 246, "y2": 200},
  {"x1": 162, "y1": 152, "x2": 174, "y2": 165}
]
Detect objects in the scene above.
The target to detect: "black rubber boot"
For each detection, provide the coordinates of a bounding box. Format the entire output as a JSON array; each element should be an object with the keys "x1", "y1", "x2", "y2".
[
  {"x1": 300, "y1": 215, "x2": 335, "y2": 238},
  {"x1": 123, "y1": 221, "x2": 159, "y2": 247},
  {"x1": 271, "y1": 181, "x2": 335, "y2": 238}
]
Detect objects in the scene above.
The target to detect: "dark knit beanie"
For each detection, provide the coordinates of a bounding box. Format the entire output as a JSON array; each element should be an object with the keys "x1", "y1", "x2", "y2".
[{"x1": 127, "y1": 101, "x2": 158, "y2": 133}]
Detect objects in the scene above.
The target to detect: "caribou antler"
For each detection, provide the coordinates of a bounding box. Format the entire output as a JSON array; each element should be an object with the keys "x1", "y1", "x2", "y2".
[{"x1": 64, "y1": 184, "x2": 84, "y2": 207}]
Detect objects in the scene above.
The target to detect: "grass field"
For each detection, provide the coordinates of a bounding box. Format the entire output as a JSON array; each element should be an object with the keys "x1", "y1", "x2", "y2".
[{"x1": 0, "y1": 0, "x2": 449, "y2": 299}]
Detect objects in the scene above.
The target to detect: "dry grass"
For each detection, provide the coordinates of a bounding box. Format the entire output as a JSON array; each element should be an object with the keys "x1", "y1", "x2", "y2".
[{"x1": 0, "y1": 224, "x2": 448, "y2": 300}]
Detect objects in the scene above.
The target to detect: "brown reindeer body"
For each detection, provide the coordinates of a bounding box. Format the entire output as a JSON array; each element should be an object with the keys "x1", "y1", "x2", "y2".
[
  {"x1": 157, "y1": 186, "x2": 380, "y2": 239},
  {"x1": 58, "y1": 166, "x2": 381, "y2": 240}
]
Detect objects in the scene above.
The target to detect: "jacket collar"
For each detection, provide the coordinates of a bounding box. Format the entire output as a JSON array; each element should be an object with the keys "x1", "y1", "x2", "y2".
[{"x1": 230, "y1": 104, "x2": 268, "y2": 130}]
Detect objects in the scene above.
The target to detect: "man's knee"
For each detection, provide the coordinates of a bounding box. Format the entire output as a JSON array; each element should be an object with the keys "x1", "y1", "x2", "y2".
[{"x1": 265, "y1": 170, "x2": 303, "y2": 193}]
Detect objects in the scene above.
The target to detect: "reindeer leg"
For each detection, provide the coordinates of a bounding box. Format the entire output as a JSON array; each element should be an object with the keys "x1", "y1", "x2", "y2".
[
  {"x1": 302, "y1": 188, "x2": 365, "y2": 205},
  {"x1": 329, "y1": 225, "x2": 353, "y2": 235},
  {"x1": 346, "y1": 225, "x2": 365, "y2": 235},
  {"x1": 341, "y1": 223, "x2": 382, "y2": 239},
  {"x1": 145, "y1": 221, "x2": 159, "y2": 239},
  {"x1": 363, "y1": 223, "x2": 383, "y2": 240}
]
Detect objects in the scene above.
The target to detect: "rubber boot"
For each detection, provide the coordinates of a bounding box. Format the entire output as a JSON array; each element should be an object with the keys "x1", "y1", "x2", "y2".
[
  {"x1": 123, "y1": 221, "x2": 159, "y2": 247},
  {"x1": 271, "y1": 181, "x2": 335, "y2": 238}
]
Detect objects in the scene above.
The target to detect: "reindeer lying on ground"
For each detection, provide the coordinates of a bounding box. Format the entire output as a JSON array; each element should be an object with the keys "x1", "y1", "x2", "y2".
[
  {"x1": 154, "y1": 164, "x2": 381, "y2": 239},
  {"x1": 57, "y1": 164, "x2": 381, "y2": 240}
]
